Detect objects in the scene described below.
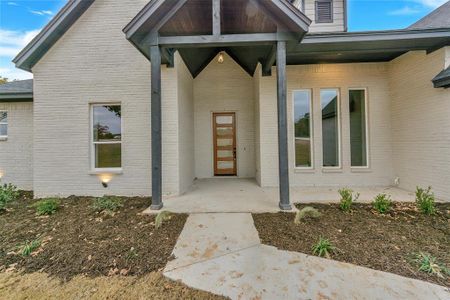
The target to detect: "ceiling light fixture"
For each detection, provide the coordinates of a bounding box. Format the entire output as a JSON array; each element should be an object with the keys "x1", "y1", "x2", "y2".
[{"x1": 218, "y1": 52, "x2": 224, "y2": 64}]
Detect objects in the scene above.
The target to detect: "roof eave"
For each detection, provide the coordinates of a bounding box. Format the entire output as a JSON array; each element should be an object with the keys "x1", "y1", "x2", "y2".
[
  {"x1": 0, "y1": 93, "x2": 33, "y2": 101},
  {"x1": 432, "y1": 68, "x2": 450, "y2": 88},
  {"x1": 12, "y1": 0, "x2": 95, "y2": 72}
]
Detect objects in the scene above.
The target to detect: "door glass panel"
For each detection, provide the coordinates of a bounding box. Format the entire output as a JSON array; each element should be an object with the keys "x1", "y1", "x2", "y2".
[
  {"x1": 216, "y1": 127, "x2": 233, "y2": 136},
  {"x1": 216, "y1": 116, "x2": 233, "y2": 124},
  {"x1": 217, "y1": 150, "x2": 233, "y2": 158},
  {"x1": 217, "y1": 161, "x2": 234, "y2": 169},
  {"x1": 217, "y1": 139, "x2": 233, "y2": 146}
]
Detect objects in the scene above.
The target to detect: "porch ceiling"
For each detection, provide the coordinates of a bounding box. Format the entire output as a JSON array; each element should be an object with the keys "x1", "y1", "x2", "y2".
[{"x1": 123, "y1": 0, "x2": 311, "y2": 77}]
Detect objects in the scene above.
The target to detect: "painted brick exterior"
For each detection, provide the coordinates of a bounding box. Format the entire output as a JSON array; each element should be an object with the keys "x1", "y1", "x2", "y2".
[
  {"x1": 389, "y1": 48, "x2": 450, "y2": 202},
  {"x1": 0, "y1": 102, "x2": 33, "y2": 190},
  {"x1": 194, "y1": 53, "x2": 256, "y2": 179},
  {"x1": 255, "y1": 62, "x2": 395, "y2": 188}
]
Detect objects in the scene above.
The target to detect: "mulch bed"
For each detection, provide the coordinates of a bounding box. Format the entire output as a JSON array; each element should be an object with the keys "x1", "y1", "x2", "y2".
[
  {"x1": 253, "y1": 202, "x2": 450, "y2": 287},
  {"x1": 0, "y1": 193, "x2": 187, "y2": 281}
]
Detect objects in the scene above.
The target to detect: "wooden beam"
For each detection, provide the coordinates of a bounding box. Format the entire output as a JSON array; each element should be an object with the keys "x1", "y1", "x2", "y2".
[
  {"x1": 262, "y1": 44, "x2": 276, "y2": 76},
  {"x1": 159, "y1": 33, "x2": 292, "y2": 48},
  {"x1": 150, "y1": 46, "x2": 163, "y2": 210},
  {"x1": 276, "y1": 41, "x2": 291, "y2": 211},
  {"x1": 212, "y1": 0, "x2": 221, "y2": 36}
]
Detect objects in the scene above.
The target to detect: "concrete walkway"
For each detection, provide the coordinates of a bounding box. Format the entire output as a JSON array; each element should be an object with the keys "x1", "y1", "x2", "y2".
[{"x1": 164, "y1": 213, "x2": 449, "y2": 300}]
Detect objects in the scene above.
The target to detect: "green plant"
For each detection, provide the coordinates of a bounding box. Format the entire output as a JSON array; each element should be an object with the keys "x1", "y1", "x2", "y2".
[
  {"x1": 338, "y1": 188, "x2": 359, "y2": 212},
  {"x1": 32, "y1": 198, "x2": 59, "y2": 215},
  {"x1": 0, "y1": 183, "x2": 20, "y2": 211},
  {"x1": 20, "y1": 239, "x2": 41, "y2": 256},
  {"x1": 93, "y1": 196, "x2": 123, "y2": 214},
  {"x1": 414, "y1": 252, "x2": 449, "y2": 278},
  {"x1": 415, "y1": 186, "x2": 436, "y2": 215},
  {"x1": 294, "y1": 206, "x2": 321, "y2": 224},
  {"x1": 155, "y1": 211, "x2": 172, "y2": 229},
  {"x1": 312, "y1": 237, "x2": 336, "y2": 259},
  {"x1": 372, "y1": 193, "x2": 393, "y2": 213},
  {"x1": 125, "y1": 247, "x2": 138, "y2": 261}
]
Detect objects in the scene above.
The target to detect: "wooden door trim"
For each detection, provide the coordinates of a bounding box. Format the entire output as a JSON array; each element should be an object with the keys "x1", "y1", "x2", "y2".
[{"x1": 213, "y1": 112, "x2": 237, "y2": 176}]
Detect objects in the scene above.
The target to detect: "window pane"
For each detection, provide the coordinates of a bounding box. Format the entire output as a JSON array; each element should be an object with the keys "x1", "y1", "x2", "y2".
[
  {"x1": 0, "y1": 112, "x2": 7, "y2": 123},
  {"x1": 294, "y1": 91, "x2": 312, "y2": 167},
  {"x1": 321, "y1": 90, "x2": 340, "y2": 167},
  {"x1": 349, "y1": 90, "x2": 367, "y2": 167},
  {"x1": 95, "y1": 144, "x2": 121, "y2": 168},
  {"x1": 0, "y1": 124, "x2": 7, "y2": 136},
  {"x1": 93, "y1": 105, "x2": 121, "y2": 142}
]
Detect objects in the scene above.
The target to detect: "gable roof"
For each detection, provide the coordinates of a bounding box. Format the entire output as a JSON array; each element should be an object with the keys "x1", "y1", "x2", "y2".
[
  {"x1": 13, "y1": 0, "x2": 95, "y2": 72},
  {"x1": 0, "y1": 80, "x2": 33, "y2": 101},
  {"x1": 408, "y1": 1, "x2": 450, "y2": 30}
]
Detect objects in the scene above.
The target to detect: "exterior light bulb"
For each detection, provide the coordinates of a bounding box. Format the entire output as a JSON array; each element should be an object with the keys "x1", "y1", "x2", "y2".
[
  {"x1": 99, "y1": 174, "x2": 112, "y2": 188},
  {"x1": 218, "y1": 52, "x2": 224, "y2": 64}
]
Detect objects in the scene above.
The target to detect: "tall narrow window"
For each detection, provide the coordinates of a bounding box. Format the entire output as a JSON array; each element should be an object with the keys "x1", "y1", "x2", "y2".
[
  {"x1": 294, "y1": 90, "x2": 313, "y2": 168},
  {"x1": 321, "y1": 89, "x2": 340, "y2": 168},
  {"x1": 349, "y1": 89, "x2": 368, "y2": 167},
  {"x1": 0, "y1": 111, "x2": 7, "y2": 138},
  {"x1": 92, "y1": 105, "x2": 122, "y2": 169}
]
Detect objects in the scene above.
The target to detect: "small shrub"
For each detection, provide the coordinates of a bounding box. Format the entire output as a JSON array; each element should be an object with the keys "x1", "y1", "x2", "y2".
[
  {"x1": 93, "y1": 196, "x2": 123, "y2": 214},
  {"x1": 372, "y1": 193, "x2": 393, "y2": 214},
  {"x1": 415, "y1": 186, "x2": 436, "y2": 215},
  {"x1": 312, "y1": 237, "x2": 336, "y2": 259},
  {"x1": 0, "y1": 183, "x2": 20, "y2": 211},
  {"x1": 20, "y1": 239, "x2": 41, "y2": 257},
  {"x1": 414, "y1": 252, "x2": 449, "y2": 278},
  {"x1": 338, "y1": 188, "x2": 359, "y2": 212},
  {"x1": 294, "y1": 206, "x2": 321, "y2": 224},
  {"x1": 155, "y1": 211, "x2": 172, "y2": 229},
  {"x1": 33, "y1": 198, "x2": 59, "y2": 215},
  {"x1": 125, "y1": 247, "x2": 138, "y2": 261}
]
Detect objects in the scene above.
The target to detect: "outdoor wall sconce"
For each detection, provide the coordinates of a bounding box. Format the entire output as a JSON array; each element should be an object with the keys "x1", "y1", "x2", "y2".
[
  {"x1": 99, "y1": 174, "x2": 112, "y2": 188},
  {"x1": 218, "y1": 52, "x2": 224, "y2": 64},
  {"x1": 0, "y1": 171, "x2": 3, "y2": 181}
]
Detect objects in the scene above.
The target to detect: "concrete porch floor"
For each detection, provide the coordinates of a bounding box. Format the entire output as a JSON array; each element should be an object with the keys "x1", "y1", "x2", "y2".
[{"x1": 144, "y1": 178, "x2": 415, "y2": 214}]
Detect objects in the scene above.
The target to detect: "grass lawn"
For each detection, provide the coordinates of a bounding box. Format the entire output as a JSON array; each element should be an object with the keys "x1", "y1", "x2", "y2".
[
  {"x1": 0, "y1": 193, "x2": 227, "y2": 299},
  {"x1": 253, "y1": 202, "x2": 450, "y2": 287}
]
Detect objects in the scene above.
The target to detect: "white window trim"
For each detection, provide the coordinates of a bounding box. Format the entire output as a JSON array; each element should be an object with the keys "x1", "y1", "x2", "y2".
[
  {"x1": 90, "y1": 103, "x2": 123, "y2": 172},
  {"x1": 320, "y1": 88, "x2": 342, "y2": 170},
  {"x1": 0, "y1": 110, "x2": 7, "y2": 140},
  {"x1": 292, "y1": 89, "x2": 314, "y2": 170},
  {"x1": 349, "y1": 87, "x2": 370, "y2": 170}
]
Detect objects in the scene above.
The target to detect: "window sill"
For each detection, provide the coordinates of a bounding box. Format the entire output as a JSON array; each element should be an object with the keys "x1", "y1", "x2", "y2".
[
  {"x1": 0, "y1": 136, "x2": 7, "y2": 141},
  {"x1": 351, "y1": 167, "x2": 372, "y2": 173},
  {"x1": 89, "y1": 169, "x2": 123, "y2": 175},
  {"x1": 322, "y1": 168, "x2": 343, "y2": 173},
  {"x1": 294, "y1": 168, "x2": 315, "y2": 174}
]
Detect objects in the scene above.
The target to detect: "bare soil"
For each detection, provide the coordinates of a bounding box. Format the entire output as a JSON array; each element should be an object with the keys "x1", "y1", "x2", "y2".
[
  {"x1": 253, "y1": 202, "x2": 450, "y2": 287},
  {"x1": 0, "y1": 193, "x2": 226, "y2": 299}
]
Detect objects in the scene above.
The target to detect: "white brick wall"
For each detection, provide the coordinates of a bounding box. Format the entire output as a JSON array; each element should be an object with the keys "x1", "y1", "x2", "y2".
[
  {"x1": 256, "y1": 62, "x2": 395, "y2": 187},
  {"x1": 389, "y1": 48, "x2": 450, "y2": 202},
  {"x1": 177, "y1": 54, "x2": 195, "y2": 194},
  {"x1": 32, "y1": 0, "x2": 180, "y2": 198},
  {"x1": 194, "y1": 53, "x2": 256, "y2": 178},
  {"x1": 0, "y1": 102, "x2": 33, "y2": 190}
]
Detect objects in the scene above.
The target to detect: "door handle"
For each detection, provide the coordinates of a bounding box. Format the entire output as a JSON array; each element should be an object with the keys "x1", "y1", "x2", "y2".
[{"x1": 233, "y1": 148, "x2": 237, "y2": 160}]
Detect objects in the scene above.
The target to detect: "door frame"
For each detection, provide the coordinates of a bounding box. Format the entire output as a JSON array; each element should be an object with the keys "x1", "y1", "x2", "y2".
[{"x1": 212, "y1": 112, "x2": 237, "y2": 176}]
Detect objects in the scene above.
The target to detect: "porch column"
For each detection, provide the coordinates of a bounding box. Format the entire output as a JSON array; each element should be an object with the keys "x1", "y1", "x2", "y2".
[
  {"x1": 276, "y1": 41, "x2": 292, "y2": 210},
  {"x1": 150, "y1": 45, "x2": 163, "y2": 210}
]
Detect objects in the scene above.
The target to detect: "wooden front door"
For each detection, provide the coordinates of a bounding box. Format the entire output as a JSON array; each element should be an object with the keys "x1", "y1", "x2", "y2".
[{"x1": 213, "y1": 112, "x2": 237, "y2": 176}]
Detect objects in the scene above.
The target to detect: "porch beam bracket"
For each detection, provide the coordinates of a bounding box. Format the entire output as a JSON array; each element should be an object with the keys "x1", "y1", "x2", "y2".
[
  {"x1": 276, "y1": 40, "x2": 291, "y2": 211},
  {"x1": 158, "y1": 33, "x2": 292, "y2": 48},
  {"x1": 150, "y1": 45, "x2": 163, "y2": 210},
  {"x1": 212, "y1": 0, "x2": 221, "y2": 36},
  {"x1": 262, "y1": 44, "x2": 277, "y2": 76},
  {"x1": 161, "y1": 47, "x2": 175, "y2": 68}
]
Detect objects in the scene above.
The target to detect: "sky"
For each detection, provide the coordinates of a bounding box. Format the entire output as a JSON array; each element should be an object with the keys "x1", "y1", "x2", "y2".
[{"x1": 0, "y1": 0, "x2": 448, "y2": 80}]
